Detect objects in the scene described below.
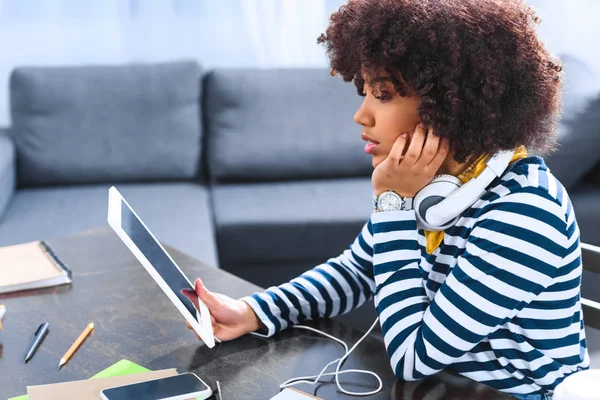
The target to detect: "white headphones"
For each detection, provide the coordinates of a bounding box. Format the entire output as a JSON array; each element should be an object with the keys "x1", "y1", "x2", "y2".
[{"x1": 413, "y1": 150, "x2": 514, "y2": 231}]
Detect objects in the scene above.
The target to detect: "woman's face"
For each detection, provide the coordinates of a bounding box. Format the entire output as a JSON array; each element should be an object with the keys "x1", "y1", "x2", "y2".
[{"x1": 354, "y1": 78, "x2": 421, "y2": 169}]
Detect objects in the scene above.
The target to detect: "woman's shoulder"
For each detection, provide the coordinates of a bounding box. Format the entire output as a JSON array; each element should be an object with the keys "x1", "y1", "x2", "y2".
[
  {"x1": 471, "y1": 155, "x2": 580, "y2": 265},
  {"x1": 480, "y1": 155, "x2": 574, "y2": 229},
  {"x1": 498, "y1": 155, "x2": 570, "y2": 206}
]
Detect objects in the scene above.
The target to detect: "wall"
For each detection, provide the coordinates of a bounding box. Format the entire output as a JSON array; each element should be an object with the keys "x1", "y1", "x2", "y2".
[
  {"x1": 0, "y1": 0, "x2": 597, "y2": 127},
  {"x1": 0, "y1": 0, "x2": 346, "y2": 127}
]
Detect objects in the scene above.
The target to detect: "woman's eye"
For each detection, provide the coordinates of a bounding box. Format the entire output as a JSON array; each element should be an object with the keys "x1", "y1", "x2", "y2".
[{"x1": 374, "y1": 92, "x2": 392, "y2": 102}]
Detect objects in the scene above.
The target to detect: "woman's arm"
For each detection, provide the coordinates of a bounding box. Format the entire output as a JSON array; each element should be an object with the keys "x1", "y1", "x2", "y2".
[
  {"x1": 373, "y1": 187, "x2": 573, "y2": 381},
  {"x1": 242, "y1": 220, "x2": 377, "y2": 336},
  {"x1": 242, "y1": 126, "x2": 447, "y2": 336}
]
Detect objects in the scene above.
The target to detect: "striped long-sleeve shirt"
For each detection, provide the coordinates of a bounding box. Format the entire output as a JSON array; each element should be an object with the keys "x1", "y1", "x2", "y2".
[{"x1": 242, "y1": 156, "x2": 590, "y2": 394}]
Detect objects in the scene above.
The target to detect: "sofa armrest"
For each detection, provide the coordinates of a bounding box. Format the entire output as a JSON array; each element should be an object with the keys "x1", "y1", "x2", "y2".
[
  {"x1": 582, "y1": 243, "x2": 600, "y2": 330},
  {"x1": 0, "y1": 131, "x2": 15, "y2": 221},
  {"x1": 583, "y1": 161, "x2": 600, "y2": 187}
]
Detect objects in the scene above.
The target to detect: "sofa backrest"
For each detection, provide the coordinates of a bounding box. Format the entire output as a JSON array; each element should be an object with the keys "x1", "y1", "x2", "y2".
[
  {"x1": 203, "y1": 68, "x2": 370, "y2": 183},
  {"x1": 9, "y1": 60, "x2": 204, "y2": 187}
]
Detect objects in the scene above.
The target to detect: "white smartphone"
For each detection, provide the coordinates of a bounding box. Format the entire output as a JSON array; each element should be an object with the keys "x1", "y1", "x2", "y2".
[
  {"x1": 100, "y1": 372, "x2": 213, "y2": 400},
  {"x1": 107, "y1": 186, "x2": 215, "y2": 347}
]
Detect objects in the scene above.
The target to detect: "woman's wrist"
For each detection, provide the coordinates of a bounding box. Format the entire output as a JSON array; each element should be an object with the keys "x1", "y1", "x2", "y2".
[
  {"x1": 244, "y1": 301, "x2": 265, "y2": 332},
  {"x1": 374, "y1": 188, "x2": 417, "y2": 198}
]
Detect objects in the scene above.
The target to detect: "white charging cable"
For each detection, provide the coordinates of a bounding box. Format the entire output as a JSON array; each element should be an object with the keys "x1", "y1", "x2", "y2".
[{"x1": 253, "y1": 317, "x2": 383, "y2": 396}]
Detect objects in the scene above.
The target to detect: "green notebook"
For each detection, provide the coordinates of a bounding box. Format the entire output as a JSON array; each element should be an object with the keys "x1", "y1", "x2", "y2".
[
  {"x1": 90, "y1": 359, "x2": 150, "y2": 379},
  {"x1": 9, "y1": 359, "x2": 150, "y2": 400}
]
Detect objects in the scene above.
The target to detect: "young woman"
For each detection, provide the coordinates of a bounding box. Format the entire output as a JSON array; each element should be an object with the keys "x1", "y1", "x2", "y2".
[{"x1": 183, "y1": 0, "x2": 589, "y2": 398}]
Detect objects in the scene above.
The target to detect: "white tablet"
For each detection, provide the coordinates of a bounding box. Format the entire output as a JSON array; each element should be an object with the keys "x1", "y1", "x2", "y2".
[{"x1": 107, "y1": 186, "x2": 215, "y2": 348}]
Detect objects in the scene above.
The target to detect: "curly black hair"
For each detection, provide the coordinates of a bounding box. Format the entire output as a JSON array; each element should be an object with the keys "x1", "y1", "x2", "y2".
[{"x1": 317, "y1": 0, "x2": 563, "y2": 162}]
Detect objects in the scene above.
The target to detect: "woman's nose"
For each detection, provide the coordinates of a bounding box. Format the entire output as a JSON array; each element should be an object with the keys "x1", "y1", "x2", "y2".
[{"x1": 354, "y1": 100, "x2": 374, "y2": 127}]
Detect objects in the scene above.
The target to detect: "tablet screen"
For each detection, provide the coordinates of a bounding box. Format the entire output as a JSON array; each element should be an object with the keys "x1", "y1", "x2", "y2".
[{"x1": 119, "y1": 199, "x2": 197, "y2": 321}]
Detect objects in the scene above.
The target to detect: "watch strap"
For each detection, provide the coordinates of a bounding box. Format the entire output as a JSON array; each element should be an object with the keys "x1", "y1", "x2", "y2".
[{"x1": 402, "y1": 196, "x2": 413, "y2": 211}]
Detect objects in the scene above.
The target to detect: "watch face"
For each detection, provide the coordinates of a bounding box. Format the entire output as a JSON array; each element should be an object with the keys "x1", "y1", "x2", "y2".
[{"x1": 379, "y1": 193, "x2": 402, "y2": 211}]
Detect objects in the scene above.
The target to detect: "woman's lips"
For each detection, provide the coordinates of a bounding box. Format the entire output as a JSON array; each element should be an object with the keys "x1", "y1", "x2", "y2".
[
  {"x1": 362, "y1": 133, "x2": 379, "y2": 155},
  {"x1": 365, "y1": 141, "x2": 378, "y2": 154}
]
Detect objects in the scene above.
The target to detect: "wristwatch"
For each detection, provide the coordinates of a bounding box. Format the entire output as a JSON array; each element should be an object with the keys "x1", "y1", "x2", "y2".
[{"x1": 374, "y1": 191, "x2": 413, "y2": 212}]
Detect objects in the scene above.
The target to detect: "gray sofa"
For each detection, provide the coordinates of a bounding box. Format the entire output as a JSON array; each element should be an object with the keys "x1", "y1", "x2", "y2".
[
  {"x1": 0, "y1": 60, "x2": 374, "y2": 284},
  {"x1": 0, "y1": 58, "x2": 599, "y2": 313}
]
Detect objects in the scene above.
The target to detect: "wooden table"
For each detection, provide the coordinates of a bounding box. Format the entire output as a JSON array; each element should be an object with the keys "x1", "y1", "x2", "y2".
[{"x1": 0, "y1": 228, "x2": 514, "y2": 399}]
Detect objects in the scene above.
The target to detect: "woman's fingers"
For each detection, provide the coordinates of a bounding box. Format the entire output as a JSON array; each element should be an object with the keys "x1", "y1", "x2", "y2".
[
  {"x1": 387, "y1": 133, "x2": 408, "y2": 164},
  {"x1": 403, "y1": 124, "x2": 426, "y2": 165},
  {"x1": 186, "y1": 320, "x2": 203, "y2": 341},
  {"x1": 187, "y1": 318, "x2": 220, "y2": 341},
  {"x1": 429, "y1": 137, "x2": 451, "y2": 169},
  {"x1": 194, "y1": 279, "x2": 225, "y2": 311},
  {"x1": 181, "y1": 288, "x2": 201, "y2": 312},
  {"x1": 416, "y1": 127, "x2": 440, "y2": 167}
]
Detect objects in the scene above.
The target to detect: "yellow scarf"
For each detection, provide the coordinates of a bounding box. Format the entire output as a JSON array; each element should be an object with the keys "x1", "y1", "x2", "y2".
[{"x1": 423, "y1": 146, "x2": 528, "y2": 254}]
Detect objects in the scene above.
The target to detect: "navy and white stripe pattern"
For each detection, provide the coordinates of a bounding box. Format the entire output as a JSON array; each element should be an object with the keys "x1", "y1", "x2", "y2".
[{"x1": 242, "y1": 157, "x2": 590, "y2": 394}]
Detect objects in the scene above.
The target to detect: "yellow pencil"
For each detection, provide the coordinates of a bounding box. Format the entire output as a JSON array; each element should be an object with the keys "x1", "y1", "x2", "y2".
[
  {"x1": 0, "y1": 304, "x2": 5, "y2": 330},
  {"x1": 58, "y1": 322, "x2": 94, "y2": 369}
]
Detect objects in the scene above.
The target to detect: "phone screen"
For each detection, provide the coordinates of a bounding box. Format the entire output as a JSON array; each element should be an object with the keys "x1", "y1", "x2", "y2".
[{"x1": 101, "y1": 373, "x2": 210, "y2": 400}]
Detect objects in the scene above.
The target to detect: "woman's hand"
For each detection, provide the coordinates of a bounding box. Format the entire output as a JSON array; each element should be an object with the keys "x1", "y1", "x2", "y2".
[
  {"x1": 181, "y1": 278, "x2": 264, "y2": 342},
  {"x1": 372, "y1": 124, "x2": 450, "y2": 198}
]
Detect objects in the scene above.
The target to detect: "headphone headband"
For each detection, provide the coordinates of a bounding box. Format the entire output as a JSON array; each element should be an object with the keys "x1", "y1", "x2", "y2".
[
  {"x1": 415, "y1": 150, "x2": 515, "y2": 230},
  {"x1": 485, "y1": 150, "x2": 515, "y2": 177}
]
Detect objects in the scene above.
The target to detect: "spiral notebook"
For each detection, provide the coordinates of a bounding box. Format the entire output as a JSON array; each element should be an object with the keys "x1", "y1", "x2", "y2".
[{"x1": 0, "y1": 241, "x2": 72, "y2": 294}]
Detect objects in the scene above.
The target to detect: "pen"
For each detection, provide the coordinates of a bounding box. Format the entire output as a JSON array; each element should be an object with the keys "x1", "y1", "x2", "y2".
[
  {"x1": 58, "y1": 322, "x2": 94, "y2": 370},
  {"x1": 24, "y1": 322, "x2": 49, "y2": 363},
  {"x1": 208, "y1": 382, "x2": 220, "y2": 399}
]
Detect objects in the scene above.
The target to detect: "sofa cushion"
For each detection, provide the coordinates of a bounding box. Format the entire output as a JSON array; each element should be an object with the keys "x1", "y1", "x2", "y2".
[
  {"x1": 0, "y1": 182, "x2": 218, "y2": 266},
  {"x1": 211, "y1": 178, "x2": 373, "y2": 266},
  {"x1": 544, "y1": 54, "x2": 600, "y2": 191},
  {"x1": 10, "y1": 60, "x2": 203, "y2": 187},
  {"x1": 0, "y1": 132, "x2": 15, "y2": 222},
  {"x1": 203, "y1": 68, "x2": 369, "y2": 183}
]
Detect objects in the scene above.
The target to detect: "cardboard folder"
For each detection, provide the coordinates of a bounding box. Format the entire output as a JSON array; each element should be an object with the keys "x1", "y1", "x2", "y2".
[{"x1": 27, "y1": 368, "x2": 177, "y2": 400}]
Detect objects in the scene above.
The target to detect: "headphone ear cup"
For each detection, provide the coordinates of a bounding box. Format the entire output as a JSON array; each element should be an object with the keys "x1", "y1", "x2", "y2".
[{"x1": 414, "y1": 175, "x2": 462, "y2": 231}]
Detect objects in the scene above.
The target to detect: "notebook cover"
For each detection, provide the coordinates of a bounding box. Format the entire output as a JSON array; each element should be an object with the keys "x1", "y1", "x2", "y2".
[
  {"x1": 8, "y1": 359, "x2": 150, "y2": 400},
  {"x1": 0, "y1": 240, "x2": 71, "y2": 294},
  {"x1": 27, "y1": 369, "x2": 177, "y2": 400},
  {"x1": 38, "y1": 241, "x2": 72, "y2": 279}
]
